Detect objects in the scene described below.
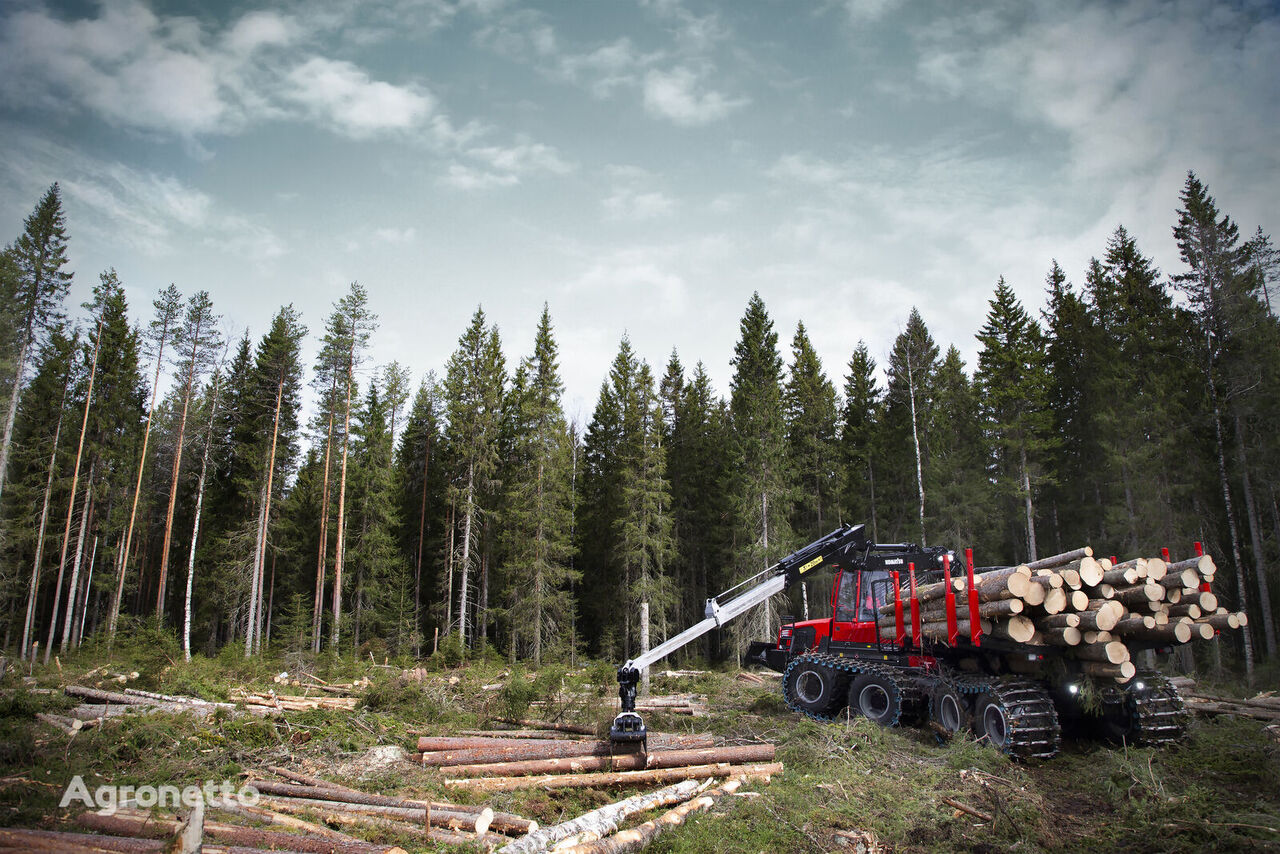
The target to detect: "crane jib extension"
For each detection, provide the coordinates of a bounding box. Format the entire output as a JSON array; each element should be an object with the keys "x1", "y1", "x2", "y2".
[{"x1": 610, "y1": 525, "x2": 875, "y2": 745}]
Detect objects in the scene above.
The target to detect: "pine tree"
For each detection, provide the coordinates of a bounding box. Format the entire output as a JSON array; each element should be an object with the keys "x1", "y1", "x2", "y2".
[
  {"x1": 840, "y1": 342, "x2": 882, "y2": 539},
  {"x1": 784, "y1": 322, "x2": 841, "y2": 544},
  {"x1": 443, "y1": 307, "x2": 505, "y2": 650},
  {"x1": 502, "y1": 306, "x2": 577, "y2": 665},
  {"x1": 322, "y1": 283, "x2": 376, "y2": 650},
  {"x1": 183, "y1": 345, "x2": 229, "y2": 661},
  {"x1": 0, "y1": 184, "x2": 73, "y2": 515},
  {"x1": 155, "y1": 291, "x2": 221, "y2": 619},
  {"x1": 728, "y1": 293, "x2": 793, "y2": 647},
  {"x1": 975, "y1": 278, "x2": 1054, "y2": 563}
]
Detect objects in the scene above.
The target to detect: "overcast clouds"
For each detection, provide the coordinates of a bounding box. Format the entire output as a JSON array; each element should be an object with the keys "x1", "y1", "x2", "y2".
[{"x1": 1, "y1": 0, "x2": 1276, "y2": 422}]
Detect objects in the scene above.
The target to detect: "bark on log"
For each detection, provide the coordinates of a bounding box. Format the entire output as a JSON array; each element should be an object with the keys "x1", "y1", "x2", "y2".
[
  {"x1": 418, "y1": 736, "x2": 582, "y2": 752},
  {"x1": 0, "y1": 828, "x2": 206, "y2": 853},
  {"x1": 1024, "y1": 547, "x2": 1093, "y2": 569},
  {"x1": 1041, "y1": 613, "x2": 1081, "y2": 628},
  {"x1": 267, "y1": 766, "x2": 362, "y2": 794},
  {"x1": 1168, "y1": 555, "x2": 1216, "y2": 576},
  {"x1": 1167, "y1": 604, "x2": 1202, "y2": 620},
  {"x1": 1112, "y1": 615, "x2": 1156, "y2": 634},
  {"x1": 1199, "y1": 613, "x2": 1241, "y2": 630},
  {"x1": 458, "y1": 729, "x2": 590, "y2": 740},
  {"x1": 494, "y1": 718, "x2": 595, "y2": 735},
  {"x1": 1030, "y1": 571, "x2": 1064, "y2": 588},
  {"x1": 554, "y1": 779, "x2": 744, "y2": 854},
  {"x1": 1065, "y1": 590, "x2": 1090, "y2": 612},
  {"x1": 255, "y1": 794, "x2": 535, "y2": 836},
  {"x1": 445, "y1": 761, "x2": 782, "y2": 792},
  {"x1": 417, "y1": 735, "x2": 712, "y2": 766},
  {"x1": 77, "y1": 812, "x2": 406, "y2": 853},
  {"x1": 1079, "y1": 661, "x2": 1136, "y2": 680},
  {"x1": 1113, "y1": 584, "x2": 1164, "y2": 607},
  {"x1": 1082, "y1": 630, "x2": 1114, "y2": 644},
  {"x1": 1068, "y1": 641, "x2": 1129, "y2": 664},
  {"x1": 494, "y1": 779, "x2": 703, "y2": 854},
  {"x1": 1118, "y1": 623, "x2": 1193, "y2": 644},
  {"x1": 64, "y1": 686, "x2": 150, "y2": 705},
  {"x1": 1101, "y1": 566, "x2": 1141, "y2": 586},
  {"x1": 1077, "y1": 601, "x2": 1123, "y2": 632},
  {"x1": 1183, "y1": 699, "x2": 1280, "y2": 722},
  {"x1": 1058, "y1": 569, "x2": 1081, "y2": 589},
  {"x1": 441, "y1": 744, "x2": 776, "y2": 778}
]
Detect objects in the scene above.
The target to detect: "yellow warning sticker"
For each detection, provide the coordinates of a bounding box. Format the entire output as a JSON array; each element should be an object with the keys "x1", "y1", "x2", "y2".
[{"x1": 799, "y1": 555, "x2": 824, "y2": 573}]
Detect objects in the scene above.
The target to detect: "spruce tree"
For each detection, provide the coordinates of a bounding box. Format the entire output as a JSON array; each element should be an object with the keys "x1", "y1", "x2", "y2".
[
  {"x1": 728, "y1": 293, "x2": 793, "y2": 647},
  {"x1": 502, "y1": 306, "x2": 577, "y2": 665},
  {"x1": 0, "y1": 184, "x2": 73, "y2": 515},
  {"x1": 396, "y1": 373, "x2": 445, "y2": 654},
  {"x1": 975, "y1": 278, "x2": 1054, "y2": 563},
  {"x1": 840, "y1": 342, "x2": 882, "y2": 539},
  {"x1": 784, "y1": 321, "x2": 841, "y2": 545},
  {"x1": 928, "y1": 346, "x2": 991, "y2": 550},
  {"x1": 883, "y1": 309, "x2": 938, "y2": 544},
  {"x1": 443, "y1": 307, "x2": 505, "y2": 650}
]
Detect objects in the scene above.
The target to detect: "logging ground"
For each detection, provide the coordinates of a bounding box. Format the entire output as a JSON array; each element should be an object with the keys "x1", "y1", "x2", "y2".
[{"x1": 1, "y1": 625, "x2": 1278, "y2": 853}]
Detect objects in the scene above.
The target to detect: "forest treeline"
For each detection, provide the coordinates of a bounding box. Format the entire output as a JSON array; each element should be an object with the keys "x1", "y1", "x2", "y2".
[{"x1": 0, "y1": 172, "x2": 1277, "y2": 680}]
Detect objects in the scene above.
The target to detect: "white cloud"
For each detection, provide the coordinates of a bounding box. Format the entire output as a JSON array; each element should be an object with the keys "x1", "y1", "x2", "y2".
[
  {"x1": 570, "y1": 254, "x2": 689, "y2": 315},
  {"x1": 841, "y1": 0, "x2": 904, "y2": 23},
  {"x1": 603, "y1": 189, "x2": 677, "y2": 222},
  {"x1": 373, "y1": 226, "x2": 418, "y2": 244},
  {"x1": 224, "y1": 10, "x2": 300, "y2": 55},
  {"x1": 285, "y1": 57, "x2": 436, "y2": 138},
  {"x1": 643, "y1": 66, "x2": 747, "y2": 125},
  {"x1": 440, "y1": 163, "x2": 520, "y2": 190},
  {"x1": 467, "y1": 139, "x2": 573, "y2": 175}
]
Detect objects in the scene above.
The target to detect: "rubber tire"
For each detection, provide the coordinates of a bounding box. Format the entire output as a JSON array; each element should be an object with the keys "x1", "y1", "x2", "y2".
[
  {"x1": 974, "y1": 692, "x2": 1013, "y2": 752},
  {"x1": 785, "y1": 661, "x2": 838, "y2": 715},
  {"x1": 930, "y1": 683, "x2": 969, "y2": 736},
  {"x1": 848, "y1": 672, "x2": 900, "y2": 726}
]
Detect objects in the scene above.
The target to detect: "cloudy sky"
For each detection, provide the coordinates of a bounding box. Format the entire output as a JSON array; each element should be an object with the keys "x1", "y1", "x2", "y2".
[{"x1": 1, "y1": 0, "x2": 1277, "y2": 422}]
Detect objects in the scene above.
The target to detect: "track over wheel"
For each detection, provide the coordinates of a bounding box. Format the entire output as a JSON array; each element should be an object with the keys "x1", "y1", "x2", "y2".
[
  {"x1": 972, "y1": 679, "x2": 1061, "y2": 760},
  {"x1": 1097, "y1": 673, "x2": 1189, "y2": 746},
  {"x1": 848, "y1": 671, "x2": 903, "y2": 727},
  {"x1": 783, "y1": 657, "x2": 841, "y2": 718},
  {"x1": 929, "y1": 682, "x2": 970, "y2": 736}
]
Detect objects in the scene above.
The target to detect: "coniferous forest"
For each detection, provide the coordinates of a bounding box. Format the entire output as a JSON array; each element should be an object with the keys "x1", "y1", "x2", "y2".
[{"x1": 2, "y1": 171, "x2": 1277, "y2": 682}]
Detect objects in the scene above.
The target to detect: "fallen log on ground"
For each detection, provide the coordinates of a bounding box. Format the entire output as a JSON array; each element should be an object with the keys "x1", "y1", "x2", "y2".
[
  {"x1": 416, "y1": 733, "x2": 714, "y2": 765},
  {"x1": 494, "y1": 779, "x2": 703, "y2": 854},
  {"x1": 494, "y1": 718, "x2": 595, "y2": 735},
  {"x1": 458, "y1": 729, "x2": 591, "y2": 740},
  {"x1": 555, "y1": 778, "x2": 744, "y2": 854},
  {"x1": 77, "y1": 811, "x2": 407, "y2": 853},
  {"x1": 445, "y1": 761, "x2": 783, "y2": 792},
  {"x1": 247, "y1": 783, "x2": 535, "y2": 835},
  {"x1": 441, "y1": 744, "x2": 776, "y2": 778}
]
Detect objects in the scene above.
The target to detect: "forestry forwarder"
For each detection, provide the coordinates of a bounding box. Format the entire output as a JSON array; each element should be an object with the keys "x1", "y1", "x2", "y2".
[{"x1": 612, "y1": 524, "x2": 1188, "y2": 760}]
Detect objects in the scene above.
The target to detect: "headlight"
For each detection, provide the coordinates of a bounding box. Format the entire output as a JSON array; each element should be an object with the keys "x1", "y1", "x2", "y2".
[{"x1": 1067, "y1": 683, "x2": 1079, "y2": 695}]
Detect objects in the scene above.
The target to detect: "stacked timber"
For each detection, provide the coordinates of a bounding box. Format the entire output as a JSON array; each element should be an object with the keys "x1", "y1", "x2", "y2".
[
  {"x1": 874, "y1": 546, "x2": 1244, "y2": 684},
  {"x1": 413, "y1": 729, "x2": 781, "y2": 793}
]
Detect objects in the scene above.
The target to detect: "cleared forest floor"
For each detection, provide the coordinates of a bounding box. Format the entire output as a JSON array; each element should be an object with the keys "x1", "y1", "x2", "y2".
[{"x1": 2, "y1": 628, "x2": 1278, "y2": 853}]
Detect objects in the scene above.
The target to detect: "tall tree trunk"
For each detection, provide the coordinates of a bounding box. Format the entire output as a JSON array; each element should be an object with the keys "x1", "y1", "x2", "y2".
[
  {"x1": 183, "y1": 368, "x2": 223, "y2": 662},
  {"x1": 639, "y1": 600, "x2": 650, "y2": 696},
  {"x1": 0, "y1": 331, "x2": 34, "y2": 513},
  {"x1": 414, "y1": 431, "x2": 431, "y2": 657},
  {"x1": 533, "y1": 461, "x2": 543, "y2": 668},
  {"x1": 1235, "y1": 414, "x2": 1277, "y2": 658},
  {"x1": 73, "y1": 535, "x2": 97, "y2": 649},
  {"x1": 246, "y1": 486, "x2": 267, "y2": 657},
  {"x1": 51, "y1": 323, "x2": 100, "y2": 657},
  {"x1": 45, "y1": 469, "x2": 91, "y2": 664},
  {"x1": 457, "y1": 467, "x2": 474, "y2": 648},
  {"x1": 445, "y1": 500, "x2": 455, "y2": 636},
  {"x1": 156, "y1": 323, "x2": 206, "y2": 620},
  {"x1": 906, "y1": 356, "x2": 926, "y2": 547},
  {"x1": 1021, "y1": 446, "x2": 1037, "y2": 562},
  {"x1": 1208, "y1": 362, "x2": 1254, "y2": 681},
  {"x1": 330, "y1": 354, "x2": 355, "y2": 650},
  {"x1": 20, "y1": 369, "x2": 70, "y2": 660},
  {"x1": 60, "y1": 479, "x2": 93, "y2": 652},
  {"x1": 312, "y1": 375, "x2": 337, "y2": 653},
  {"x1": 479, "y1": 519, "x2": 489, "y2": 648},
  {"x1": 111, "y1": 319, "x2": 171, "y2": 644},
  {"x1": 251, "y1": 377, "x2": 285, "y2": 656},
  {"x1": 265, "y1": 553, "x2": 275, "y2": 649},
  {"x1": 867, "y1": 459, "x2": 878, "y2": 543}
]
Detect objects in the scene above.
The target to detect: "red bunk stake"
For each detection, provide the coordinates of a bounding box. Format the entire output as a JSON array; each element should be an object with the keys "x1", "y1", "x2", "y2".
[
  {"x1": 891, "y1": 570, "x2": 905, "y2": 645},
  {"x1": 1161, "y1": 546, "x2": 1171, "y2": 563},
  {"x1": 943, "y1": 553, "x2": 958, "y2": 646},
  {"x1": 965, "y1": 547, "x2": 981, "y2": 647},
  {"x1": 908, "y1": 563, "x2": 921, "y2": 649}
]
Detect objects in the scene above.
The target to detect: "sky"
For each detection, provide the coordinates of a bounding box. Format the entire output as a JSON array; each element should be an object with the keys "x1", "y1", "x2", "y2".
[{"x1": 0, "y1": 0, "x2": 1277, "y2": 425}]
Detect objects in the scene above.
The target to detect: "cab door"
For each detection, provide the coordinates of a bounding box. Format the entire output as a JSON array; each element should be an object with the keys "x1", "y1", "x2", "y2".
[{"x1": 829, "y1": 568, "x2": 893, "y2": 644}]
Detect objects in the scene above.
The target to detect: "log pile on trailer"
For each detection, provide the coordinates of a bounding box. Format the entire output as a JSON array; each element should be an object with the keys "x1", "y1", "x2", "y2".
[{"x1": 873, "y1": 543, "x2": 1241, "y2": 684}]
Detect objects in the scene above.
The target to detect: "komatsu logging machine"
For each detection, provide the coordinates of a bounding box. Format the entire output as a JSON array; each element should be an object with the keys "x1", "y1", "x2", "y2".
[{"x1": 612, "y1": 524, "x2": 1192, "y2": 759}]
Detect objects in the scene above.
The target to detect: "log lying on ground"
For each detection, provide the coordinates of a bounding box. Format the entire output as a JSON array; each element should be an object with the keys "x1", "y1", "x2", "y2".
[
  {"x1": 1182, "y1": 698, "x2": 1280, "y2": 722},
  {"x1": 417, "y1": 736, "x2": 580, "y2": 752},
  {"x1": 495, "y1": 779, "x2": 703, "y2": 854},
  {"x1": 445, "y1": 761, "x2": 782, "y2": 793},
  {"x1": 0, "y1": 827, "x2": 197, "y2": 852},
  {"x1": 267, "y1": 766, "x2": 361, "y2": 794},
  {"x1": 555, "y1": 779, "x2": 744, "y2": 854},
  {"x1": 494, "y1": 718, "x2": 595, "y2": 735},
  {"x1": 65, "y1": 686, "x2": 152, "y2": 705},
  {"x1": 78, "y1": 811, "x2": 407, "y2": 854},
  {"x1": 458, "y1": 729, "x2": 590, "y2": 740},
  {"x1": 416, "y1": 733, "x2": 714, "y2": 765},
  {"x1": 441, "y1": 744, "x2": 776, "y2": 778},
  {"x1": 264, "y1": 804, "x2": 510, "y2": 848},
  {"x1": 214, "y1": 799, "x2": 359, "y2": 842},
  {"x1": 230, "y1": 690, "x2": 358, "y2": 711},
  {"x1": 256, "y1": 794, "x2": 534, "y2": 836}
]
